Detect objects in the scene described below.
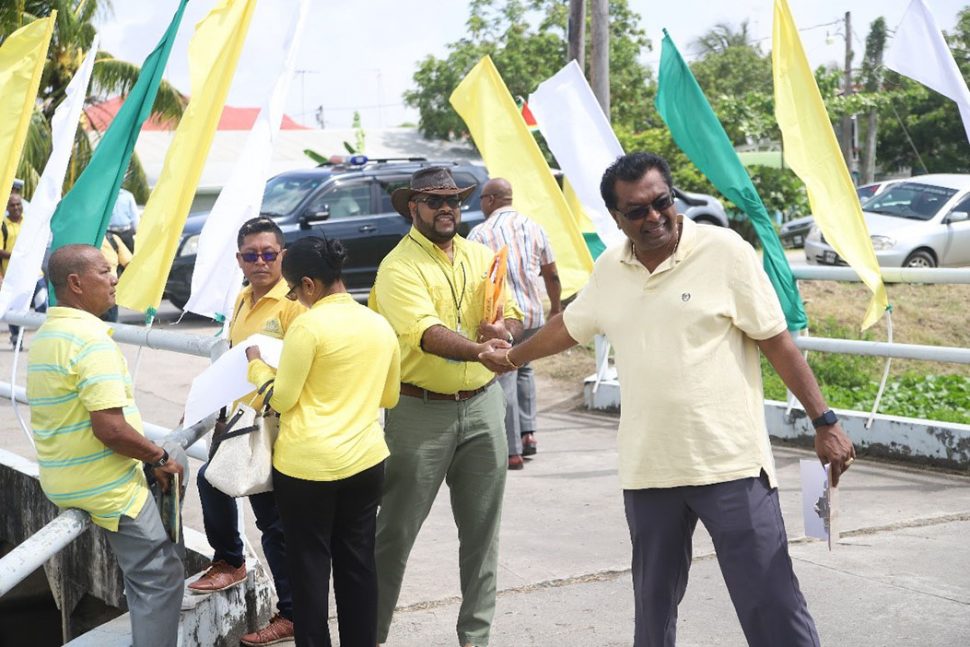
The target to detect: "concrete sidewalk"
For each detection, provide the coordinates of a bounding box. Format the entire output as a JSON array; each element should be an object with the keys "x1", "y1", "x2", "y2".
[
  {"x1": 1, "y1": 318, "x2": 968, "y2": 646},
  {"x1": 377, "y1": 403, "x2": 970, "y2": 647}
]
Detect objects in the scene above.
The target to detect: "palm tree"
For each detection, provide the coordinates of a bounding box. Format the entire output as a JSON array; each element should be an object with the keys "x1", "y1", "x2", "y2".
[
  {"x1": 690, "y1": 20, "x2": 755, "y2": 56},
  {"x1": 1, "y1": 0, "x2": 186, "y2": 203}
]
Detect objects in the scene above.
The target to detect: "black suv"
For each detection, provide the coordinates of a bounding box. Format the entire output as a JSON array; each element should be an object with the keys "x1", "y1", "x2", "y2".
[{"x1": 164, "y1": 158, "x2": 490, "y2": 309}]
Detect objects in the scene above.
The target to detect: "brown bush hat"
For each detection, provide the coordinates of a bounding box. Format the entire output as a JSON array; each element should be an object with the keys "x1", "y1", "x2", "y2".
[{"x1": 391, "y1": 166, "x2": 476, "y2": 217}]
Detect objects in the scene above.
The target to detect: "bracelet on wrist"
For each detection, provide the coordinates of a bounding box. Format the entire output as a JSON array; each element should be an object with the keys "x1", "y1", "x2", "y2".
[{"x1": 505, "y1": 349, "x2": 521, "y2": 369}]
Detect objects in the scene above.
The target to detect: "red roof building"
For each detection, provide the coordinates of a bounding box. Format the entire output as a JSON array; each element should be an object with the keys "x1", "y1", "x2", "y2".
[{"x1": 84, "y1": 96, "x2": 309, "y2": 131}]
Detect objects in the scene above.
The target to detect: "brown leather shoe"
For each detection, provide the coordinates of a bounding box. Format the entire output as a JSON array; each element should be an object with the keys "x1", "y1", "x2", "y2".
[
  {"x1": 187, "y1": 560, "x2": 246, "y2": 593},
  {"x1": 508, "y1": 454, "x2": 524, "y2": 470},
  {"x1": 241, "y1": 614, "x2": 295, "y2": 646},
  {"x1": 521, "y1": 432, "x2": 537, "y2": 456}
]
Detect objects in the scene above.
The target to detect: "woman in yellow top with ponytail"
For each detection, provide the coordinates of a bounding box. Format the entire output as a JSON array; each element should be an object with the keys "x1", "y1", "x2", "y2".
[{"x1": 246, "y1": 236, "x2": 399, "y2": 647}]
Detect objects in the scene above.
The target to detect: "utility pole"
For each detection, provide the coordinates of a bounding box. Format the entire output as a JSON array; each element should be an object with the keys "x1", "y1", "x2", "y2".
[
  {"x1": 295, "y1": 69, "x2": 319, "y2": 128},
  {"x1": 589, "y1": 0, "x2": 609, "y2": 119},
  {"x1": 839, "y1": 11, "x2": 856, "y2": 182},
  {"x1": 568, "y1": 0, "x2": 585, "y2": 67}
]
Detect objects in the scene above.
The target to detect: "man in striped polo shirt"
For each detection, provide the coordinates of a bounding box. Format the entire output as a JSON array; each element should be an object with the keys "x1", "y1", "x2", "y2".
[
  {"x1": 468, "y1": 178, "x2": 562, "y2": 469},
  {"x1": 28, "y1": 244, "x2": 184, "y2": 647}
]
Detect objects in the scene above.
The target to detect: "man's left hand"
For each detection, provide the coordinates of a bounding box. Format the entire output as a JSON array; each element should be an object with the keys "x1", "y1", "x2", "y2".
[
  {"x1": 477, "y1": 303, "x2": 511, "y2": 343},
  {"x1": 814, "y1": 422, "x2": 855, "y2": 487},
  {"x1": 152, "y1": 456, "x2": 184, "y2": 495},
  {"x1": 245, "y1": 345, "x2": 262, "y2": 362}
]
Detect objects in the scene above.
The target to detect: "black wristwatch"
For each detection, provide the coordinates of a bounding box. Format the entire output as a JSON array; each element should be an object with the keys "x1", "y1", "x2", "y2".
[
  {"x1": 148, "y1": 448, "x2": 169, "y2": 468},
  {"x1": 811, "y1": 410, "x2": 838, "y2": 429}
]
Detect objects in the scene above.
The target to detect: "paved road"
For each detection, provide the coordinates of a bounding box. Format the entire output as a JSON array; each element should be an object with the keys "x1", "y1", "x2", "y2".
[{"x1": 1, "y1": 320, "x2": 968, "y2": 646}]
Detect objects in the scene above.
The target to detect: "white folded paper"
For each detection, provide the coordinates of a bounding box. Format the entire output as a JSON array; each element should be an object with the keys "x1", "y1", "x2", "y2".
[
  {"x1": 800, "y1": 459, "x2": 839, "y2": 550},
  {"x1": 182, "y1": 334, "x2": 283, "y2": 428}
]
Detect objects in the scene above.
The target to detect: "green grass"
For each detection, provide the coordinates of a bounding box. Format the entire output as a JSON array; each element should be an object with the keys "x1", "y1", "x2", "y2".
[{"x1": 762, "y1": 319, "x2": 970, "y2": 424}]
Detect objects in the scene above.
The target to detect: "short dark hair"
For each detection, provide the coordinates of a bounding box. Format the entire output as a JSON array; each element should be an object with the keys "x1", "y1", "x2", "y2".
[
  {"x1": 281, "y1": 236, "x2": 347, "y2": 288},
  {"x1": 237, "y1": 217, "x2": 284, "y2": 249},
  {"x1": 600, "y1": 152, "x2": 674, "y2": 211}
]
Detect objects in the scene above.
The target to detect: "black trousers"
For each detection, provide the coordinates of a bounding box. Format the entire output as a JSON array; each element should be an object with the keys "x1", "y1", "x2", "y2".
[
  {"x1": 273, "y1": 462, "x2": 385, "y2": 647},
  {"x1": 623, "y1": 472, "x2": 819, "y2": 647}
]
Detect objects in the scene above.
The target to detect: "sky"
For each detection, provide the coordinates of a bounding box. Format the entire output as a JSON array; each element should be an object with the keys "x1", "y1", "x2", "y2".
[{"x1": 94, "y1": 0, "x2": 969, "y2": 131}]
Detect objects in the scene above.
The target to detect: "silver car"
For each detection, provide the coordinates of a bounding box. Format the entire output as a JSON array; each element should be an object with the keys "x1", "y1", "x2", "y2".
[
  {"x1": 673, "y1": 187, "x2": 729, "y2": 227},
  {"x1": 804, "y1": 174, "x2": 970, "y2": 268}
]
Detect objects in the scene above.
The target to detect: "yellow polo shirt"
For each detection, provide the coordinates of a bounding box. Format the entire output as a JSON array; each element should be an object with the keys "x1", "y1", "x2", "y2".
[
  {"x1": 101, "y1": 233, "x2": 132, "y2": 277},
  {"x1": 27, "y1": 307, "x2": 149, "y2": 531},
  {"x1": 248, "y1": 292, "x2": 400, "y2": 481},
  {"x1": 229, "y1": 279, "x2": 305, "y2": 407},
  {"x1": 563, "y1": 217, "x2": 788, "y2": 489},
  {"x1": 370, "y1": 226, "x2": 522, "y2": 394},
  {"x1": 1, "y1": 216, "x2": 23, "y2": 275}
]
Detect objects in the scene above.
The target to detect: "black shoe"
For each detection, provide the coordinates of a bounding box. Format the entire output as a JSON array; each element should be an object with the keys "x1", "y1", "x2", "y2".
[{"x1": 521, "y1": 432, "x2": 537, "y2": 456}]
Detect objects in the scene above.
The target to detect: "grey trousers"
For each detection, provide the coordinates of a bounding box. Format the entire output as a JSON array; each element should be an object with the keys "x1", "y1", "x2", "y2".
[
  {"x1": 104, "y1": 495, "x2": 185, "y2": 647},
  {"x1": 375, "y1": 382, "x2": 507, "y2": 646},
  {"x1": 623, "y1": 473, "x2": 819, "y2": 647},
  {"x1": 498, "y1": 328, "x2": 538, "y2": 457}
]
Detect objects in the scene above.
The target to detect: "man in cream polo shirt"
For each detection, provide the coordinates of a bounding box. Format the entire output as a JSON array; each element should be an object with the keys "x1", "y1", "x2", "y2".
[{"x1": 481, "y1": 152, "x2": 855, "y2": 647}]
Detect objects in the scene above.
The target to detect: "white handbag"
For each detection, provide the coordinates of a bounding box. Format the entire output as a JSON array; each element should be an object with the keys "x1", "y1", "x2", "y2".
[{"x1": 204, "y1": 382, "x2": 279, "y2": 497}]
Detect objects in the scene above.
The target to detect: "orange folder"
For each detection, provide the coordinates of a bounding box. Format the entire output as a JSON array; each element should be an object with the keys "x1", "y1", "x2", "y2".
[{"x1": 483, "y1": 246, "x2": 508, "y2": 323}]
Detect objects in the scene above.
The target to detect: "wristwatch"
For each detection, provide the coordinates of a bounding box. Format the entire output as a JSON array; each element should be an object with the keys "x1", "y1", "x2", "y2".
[
  {"x1": 149, "y1": 448, "x2": 169, "y2": 468},
  {"x1": 811, "y1": 410, "x2": 838, "y2": 429}
]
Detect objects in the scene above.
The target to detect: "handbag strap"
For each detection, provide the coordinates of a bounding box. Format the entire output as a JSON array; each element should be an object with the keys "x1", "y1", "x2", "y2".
[{"x1": 215, "y1": 423, "x2": 261, "y2": 442}]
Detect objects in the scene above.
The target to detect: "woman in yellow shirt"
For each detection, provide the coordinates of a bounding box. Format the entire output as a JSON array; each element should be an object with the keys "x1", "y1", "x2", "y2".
[{"x1": 246, "y1": 236, "x2": 400, "y2": 647}]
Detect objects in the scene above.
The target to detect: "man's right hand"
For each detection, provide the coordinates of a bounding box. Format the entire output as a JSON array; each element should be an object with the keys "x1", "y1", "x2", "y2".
[{"x1": 478, "y1": 338, "x2": 515, "y2": 373}]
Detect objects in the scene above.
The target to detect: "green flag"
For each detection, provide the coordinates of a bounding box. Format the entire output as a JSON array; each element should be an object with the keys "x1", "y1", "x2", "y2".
[
  {"x1": 655, "y1": 30, "x2": 807, "y2": 331},
  {"x1": 49, "y1": 0, "x2": 188, "y2": 252}
]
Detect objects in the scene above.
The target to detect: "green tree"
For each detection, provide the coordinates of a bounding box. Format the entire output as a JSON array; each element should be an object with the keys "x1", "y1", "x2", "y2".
[
  {"x1": 858, "y1": 17, "x2": 887, "y2": 183},
  {"x1": 687, "y1": 21, "x2": 774, "y2": 145},
  {"x1": 1, "y1": 0, "x2": 186, "y2": 202},
  {"x1": 404, "y1": 0, "x2": 655, "y2": 141}
]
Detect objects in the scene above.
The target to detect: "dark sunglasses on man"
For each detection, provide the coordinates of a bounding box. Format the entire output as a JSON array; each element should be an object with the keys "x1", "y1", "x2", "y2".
[
  {"x1": 414, "y1": 195, "x2": 462, "y2": 210},
  {"x1": 238, "y1": 251, "x2": 280, "y2": 263},
  {"x1": 614, "y1": 193, "x2": 675, "y2": 221}
]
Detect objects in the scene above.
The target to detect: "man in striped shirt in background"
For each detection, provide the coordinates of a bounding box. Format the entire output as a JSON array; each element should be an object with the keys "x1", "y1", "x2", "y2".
[
  {"x1": 468, "y1": 178, "x2": 562, "y2": 469},
  {"x1": 27, "y1": 244, "x2": 185, "y2": 646}
]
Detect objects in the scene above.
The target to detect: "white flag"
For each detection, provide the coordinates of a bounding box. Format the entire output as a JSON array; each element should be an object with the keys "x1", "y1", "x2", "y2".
[
  {"x1": 184, "y1": 0, "x2": 310, "y2": 321},
  {"x1": 0, "y1": 37, "x2": 99, "y2": 316},
  {"x1": 885, "y1": 0, "x2": 970, "y2": 144},
  {"x1": 529, "y1": 60, "x2": 625, "y2": 248}
]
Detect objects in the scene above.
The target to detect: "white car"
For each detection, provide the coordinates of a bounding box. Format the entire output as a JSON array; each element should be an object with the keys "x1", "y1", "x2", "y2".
[{"x1": 804, "y1": 174, "x2": 970, "y2": 268}]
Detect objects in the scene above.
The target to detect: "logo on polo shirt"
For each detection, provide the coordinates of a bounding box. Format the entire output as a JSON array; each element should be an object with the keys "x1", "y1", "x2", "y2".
[
  {"x1": 681, "y1": 292, "x2": 691, "y2": 302},
  {"x1": 263, "y1": 318, "x2": 282, "y2": 336}
]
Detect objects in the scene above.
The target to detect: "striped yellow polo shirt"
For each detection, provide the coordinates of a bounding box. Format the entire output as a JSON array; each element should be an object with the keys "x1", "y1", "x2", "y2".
[{"x1": 27, "y1": 306, "x2": 149, "y2": 531}]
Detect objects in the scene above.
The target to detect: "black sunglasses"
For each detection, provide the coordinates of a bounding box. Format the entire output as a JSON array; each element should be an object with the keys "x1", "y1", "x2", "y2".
[
  {"x1": 238, "y1": 251, "x2": 280, "y2": 263},
  {"x1": 615, "y1": 193, "x2": 675, "y2": 221},
  {"x1": 415, "y1": 195, "x2": 461, "y2": 209},
  {"x1": 284, "y1": 283, "x2": 299, "y2": 301}
]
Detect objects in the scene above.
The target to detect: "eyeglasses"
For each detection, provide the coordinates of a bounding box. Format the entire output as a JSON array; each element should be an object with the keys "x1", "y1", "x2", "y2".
[
  {"x1": 284, "y1": 283, "x2": 299, "y2": 301},
  {"x1": 414, "y1": 195, "x2": 461, "y2": 209},
  {"x1": 614, "y1": 193, "x2": 675, "y2": 221},
  {"x1": 238, "y1": 251, "x2": 280, "y2": 263}
]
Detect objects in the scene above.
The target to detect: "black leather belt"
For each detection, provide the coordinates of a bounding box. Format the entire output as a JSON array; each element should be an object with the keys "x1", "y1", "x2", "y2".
[{"x1": 400, "y1": 379, "x2": 495, "y2": 402}]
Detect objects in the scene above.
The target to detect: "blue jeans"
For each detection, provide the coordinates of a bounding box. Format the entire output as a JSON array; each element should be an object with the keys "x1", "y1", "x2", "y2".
[{"x1": 197, "y1": 461, "x2": 293, "y2": 620}]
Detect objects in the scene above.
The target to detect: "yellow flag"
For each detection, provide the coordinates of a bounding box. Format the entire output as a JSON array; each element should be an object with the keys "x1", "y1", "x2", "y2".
[
  {"x1": 563, "y1": 178, "x2": 597, "y2": 234},
  {"x1": 772, "y1": 0, "x2": 888, "y2": 330},
  {"x1": 450, "y1": 56, "x2": 593, "y2": 298},
  {"x1": 116, "y1": 0, "x2": 258, "y2": 315},
  {"x1": 0, "y1": 14, "x2": 55, "y2": 211}
]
